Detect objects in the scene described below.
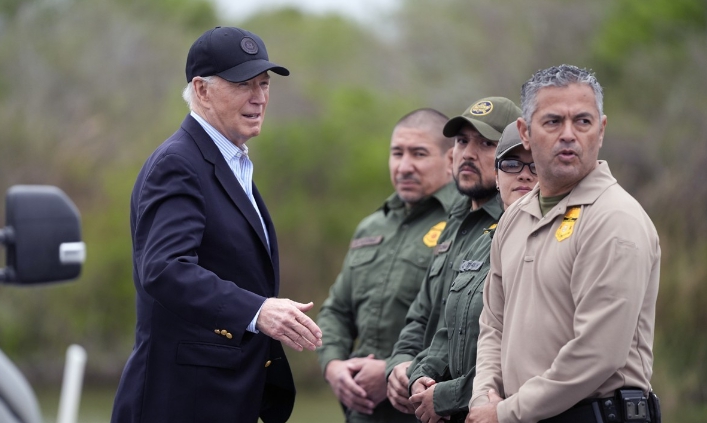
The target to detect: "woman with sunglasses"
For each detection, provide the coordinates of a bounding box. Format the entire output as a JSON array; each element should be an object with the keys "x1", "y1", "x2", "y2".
[{"x1": 408, "y1": 122, "x2": 536, "y2": 423}]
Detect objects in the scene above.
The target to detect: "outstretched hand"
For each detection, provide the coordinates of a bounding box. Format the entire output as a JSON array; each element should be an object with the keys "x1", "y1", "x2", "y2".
[{"x1": 256, "y1": 298, "x2": 322, "y2": 351}]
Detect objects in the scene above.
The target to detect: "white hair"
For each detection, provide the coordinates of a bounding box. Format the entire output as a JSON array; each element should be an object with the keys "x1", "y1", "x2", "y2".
[{"x1": 182, "y1": 76, "x2": 215, "y2": 110}]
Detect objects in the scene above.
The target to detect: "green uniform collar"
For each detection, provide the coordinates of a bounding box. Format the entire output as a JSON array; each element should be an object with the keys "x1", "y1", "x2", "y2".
[{"x1": 448, "y1": 192, "x2": 503, "y2": 221}]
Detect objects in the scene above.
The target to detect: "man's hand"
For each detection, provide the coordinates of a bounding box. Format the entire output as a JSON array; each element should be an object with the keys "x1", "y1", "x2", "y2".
[
  {"x1": 256, "y1": 298, "x2": 322, "y2": 351},
  {"x1": 325, "y1": 358, "x2": 376, "y2": 414},
  {"x1": 410, "y1": 377, "x2": 447, "y2": 423},
  {"x1": 410, "y1": 376, "x2": 436, "y2": 397},
  {"x1": 352, "y1": 356, "x2": 387, "y2": 407},
  {"x1": 387, "y1": 361, "x2": 415, "y2": 414},
  {"x1": 466, "y1": 389, "x2": 502, "y2": 423}
]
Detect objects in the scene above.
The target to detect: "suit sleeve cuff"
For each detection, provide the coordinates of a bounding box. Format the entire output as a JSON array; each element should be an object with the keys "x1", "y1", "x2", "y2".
[{"x1": 247, "y1": 302, "x2": 264, "y2": 333}]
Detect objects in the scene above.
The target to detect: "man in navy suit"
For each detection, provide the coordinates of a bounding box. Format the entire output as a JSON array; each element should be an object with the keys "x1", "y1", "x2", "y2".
[{"x1": 111, "y1": 26, "x2": 323, "y2": 423}]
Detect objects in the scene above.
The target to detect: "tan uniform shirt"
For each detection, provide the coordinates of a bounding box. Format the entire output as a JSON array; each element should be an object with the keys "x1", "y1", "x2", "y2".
[{"x1": 471, "y1": 161, "x2": 661, "y2": 423}]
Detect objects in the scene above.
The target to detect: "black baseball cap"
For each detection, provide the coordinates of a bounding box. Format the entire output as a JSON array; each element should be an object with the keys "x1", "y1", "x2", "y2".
[
  {"x1": 186, "y1": 26, "x2": 289, "y2": 83},
  {"x1": 443, "y1": 97, "x2": 521, "y2": 141}
]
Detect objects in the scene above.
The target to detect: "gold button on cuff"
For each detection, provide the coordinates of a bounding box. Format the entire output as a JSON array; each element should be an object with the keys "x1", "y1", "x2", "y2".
[
  {"x1": 220, "y1": 329, "x2": 227, "y2": 336},
  {"x1": 226, "y1": 332, "x2": 233, "y2": 339},
  {"x1": 214, "y1": 329, "x2": 220, "y2": 334},
  {"x1": 265, "y1": 360, "x2": 272, "y2": 368}
]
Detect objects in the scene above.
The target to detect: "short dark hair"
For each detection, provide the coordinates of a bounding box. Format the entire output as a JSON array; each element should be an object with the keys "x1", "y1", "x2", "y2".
[{"x1": 394, "y1": 108, "x2": 453, "y2": 152}]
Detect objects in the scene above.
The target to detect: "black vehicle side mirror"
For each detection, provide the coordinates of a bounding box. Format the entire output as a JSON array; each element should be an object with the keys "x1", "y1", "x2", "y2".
[{"x1": 0, "y1": 185, "x2": 85, "y2": 284}]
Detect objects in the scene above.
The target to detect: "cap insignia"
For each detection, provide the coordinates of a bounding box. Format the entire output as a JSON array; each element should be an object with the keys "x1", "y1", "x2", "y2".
[
  {"x1": 470, "y1": 101, "x2": 493, "y2": 116},
  {"x1": 240, "y1": 37, "x2": 259, "y2": 55}
]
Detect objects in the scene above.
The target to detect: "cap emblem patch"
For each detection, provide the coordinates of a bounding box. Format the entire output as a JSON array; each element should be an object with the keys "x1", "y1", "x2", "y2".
[
  {"x1": 470, "y1": 101, "x2": 493, "y2": 116},
  {"x1": 240, "y1": 37, "x2": 259, "y2": 55}
]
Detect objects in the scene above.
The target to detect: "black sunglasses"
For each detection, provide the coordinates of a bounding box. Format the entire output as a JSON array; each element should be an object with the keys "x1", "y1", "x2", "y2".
[{"x1": 497, "y1": 159, "x2": 537, "y2": 175}]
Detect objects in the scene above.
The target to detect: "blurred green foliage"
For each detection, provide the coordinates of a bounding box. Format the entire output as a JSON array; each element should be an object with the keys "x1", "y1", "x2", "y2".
[{"x1": 0, "y1": 0, "x2": 705, "y2": 420}]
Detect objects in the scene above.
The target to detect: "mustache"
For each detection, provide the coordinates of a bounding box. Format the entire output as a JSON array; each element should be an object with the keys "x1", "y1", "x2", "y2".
[
  {"x1": 457, "y1": 161, "x2": 480, "y2": 175},
  {"x1": 396, "y1": 175, "x2": 420, "y2": 184}
]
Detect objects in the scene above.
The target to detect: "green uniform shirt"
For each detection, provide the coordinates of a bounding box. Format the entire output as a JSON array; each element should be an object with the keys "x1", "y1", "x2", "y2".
[
  {"x1": 317, "y1": 182, "x2": 460, "y2": 423},
  {"x1": 409, "y1": 226, "x2": 496, "y2": 421},
  {"x1": 385, "y1": 194, "x2": 503, "y2": 379}
]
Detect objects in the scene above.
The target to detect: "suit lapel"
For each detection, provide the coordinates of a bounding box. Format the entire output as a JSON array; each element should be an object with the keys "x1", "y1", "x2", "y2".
[
  {"x1": 214, "y1": 165, "x2": 271, "y2": 251},
  {"x1": 253, "y1": 184, "x2": 279, "y2": 286},
  {"x1": 182, "y1": 116, "x2": 271, "y2": 255}
]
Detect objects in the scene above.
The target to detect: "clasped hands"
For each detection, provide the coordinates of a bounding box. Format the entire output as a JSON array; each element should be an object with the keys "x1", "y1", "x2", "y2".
[
  {"x1": 389, "y1": 365, "x2": 502, "y2": 423},
  {"x1": 386, "y1": 361, "x2": 448, "y2": 423},
  {"x1": 325, "y1": 355, "x2": 387, "y2": 415}
]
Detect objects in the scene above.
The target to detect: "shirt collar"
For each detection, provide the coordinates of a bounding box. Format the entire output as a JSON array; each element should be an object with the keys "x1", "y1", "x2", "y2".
[
  {"x1": 190, "y1": 111, "x2": 248, "y2": 160},
  {"x1": 448, "y1": 192, "x2": 503, "y2": 221},
  {"x1": 518, "y1": 160, "x2": 617, "y2": 219}
]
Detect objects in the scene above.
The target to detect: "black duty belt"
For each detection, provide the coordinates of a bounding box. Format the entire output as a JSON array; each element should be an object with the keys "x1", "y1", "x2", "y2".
[{"x1": 540, "y1": 389, "x2": 661, "y2": 423}]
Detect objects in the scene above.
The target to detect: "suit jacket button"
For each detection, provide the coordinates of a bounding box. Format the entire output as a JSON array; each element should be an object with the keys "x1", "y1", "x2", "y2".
[
  {"x1": 265, "y1": 360, "x2": 272, "y2": 368},
  {"x1": 220, "y1": 329, "x2": 228, "y2": 336},
  {"x1": 214, "y1": 329, "x2": 220, "y2": 334},
  {"x1": 226, "y1": 332, "x2": 233, "y2": 339}
]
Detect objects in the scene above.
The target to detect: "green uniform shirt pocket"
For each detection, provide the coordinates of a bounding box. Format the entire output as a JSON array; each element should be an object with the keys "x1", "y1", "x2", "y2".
[
  {"x1": 428, "y1": 252, "x2": 448, "y2": 277},
  {"x1": 397, "y1": 253, "x2": 434, "y2": 304},
  {"x1": 449, "y1": 271, "x2": 477, "y2": 293},
  {"x1": 348, "y1": 247, "x2": 378, "y2": 267}
]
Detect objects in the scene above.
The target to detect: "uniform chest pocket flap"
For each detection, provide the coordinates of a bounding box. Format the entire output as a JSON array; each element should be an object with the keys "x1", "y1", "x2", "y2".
[
  {"x1": 449, "y1": 271, "x2": 477, "y2": 293},
  {"x1": 349, "y1": 248, "x2": 378, "y2": 267},
  {"x1": 428, "y1": 253, "x2": 447, "y2": 277}
]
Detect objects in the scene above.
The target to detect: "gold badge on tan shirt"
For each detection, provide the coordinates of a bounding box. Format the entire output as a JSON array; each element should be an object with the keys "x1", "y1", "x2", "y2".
[
  {"x1": 556, "y1": 207, "x2": 581, "y2": 241},
  {"x1": 423, "y1": 221, "x2": 447, "y2": 247}
]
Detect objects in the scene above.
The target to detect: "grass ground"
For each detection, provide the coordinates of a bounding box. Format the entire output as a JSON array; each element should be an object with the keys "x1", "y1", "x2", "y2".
[{"x1": 37, "y1": 385, "x2": 344, "y2": 423}]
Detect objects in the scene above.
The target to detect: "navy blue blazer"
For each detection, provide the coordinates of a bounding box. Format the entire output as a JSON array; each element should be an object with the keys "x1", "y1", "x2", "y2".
[{"x1": 111, "y1": 115, "x2": 295, "y2": 423}]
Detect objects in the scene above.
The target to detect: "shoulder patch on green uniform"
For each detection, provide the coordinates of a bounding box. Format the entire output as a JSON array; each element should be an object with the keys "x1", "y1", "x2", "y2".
[
  {"x1": 423, "y1": 221, "x2": 447, "y2": 247},
  {"x1": 556, "y1": 207, "x2": 581, "y2": 242},
  {"x1": 350, "y1": 235, "x2": 383, "y2": 249}
]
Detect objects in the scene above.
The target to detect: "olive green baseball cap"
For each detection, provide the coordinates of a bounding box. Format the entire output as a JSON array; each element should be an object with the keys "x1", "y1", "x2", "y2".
[
  {"x1": 443, "y1": 97, "x2": 522, "y2": 141},
  {"x1": 496, "y1": 122, "x2": 524, "y2": 160}
]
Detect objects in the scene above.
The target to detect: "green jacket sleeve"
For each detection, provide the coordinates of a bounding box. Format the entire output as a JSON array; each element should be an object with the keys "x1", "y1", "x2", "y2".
[
  {"x1": 431, "y1": 365, "x2": 476, "y2": 417},
  {"x1": 316, "y1": 267, "x2": 358, "y2": 374},
  {"x1": 385, "y1": 264, "x2": 436, "y2": 378},
  {"x1": 408, "y1": 324, "x2": 477, "y2": 417},
  {"x1": 408, "y1": 324, "x2": 449, "y2": 388}
]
